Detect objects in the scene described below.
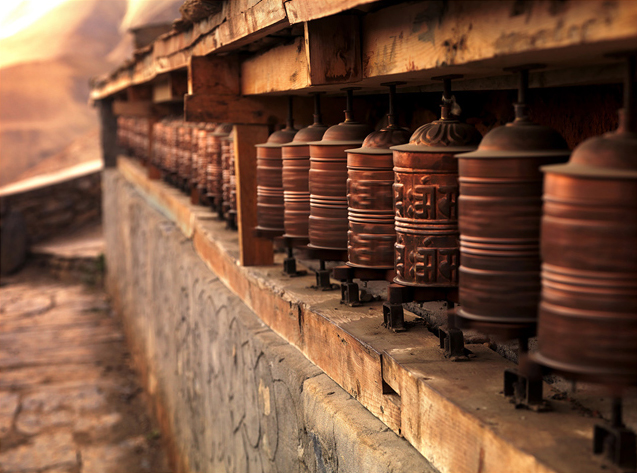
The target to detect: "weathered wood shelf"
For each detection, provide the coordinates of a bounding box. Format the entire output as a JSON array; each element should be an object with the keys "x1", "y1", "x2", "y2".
[
  {"x1": 118, "y1": 155, "x2": 635, "y2": 473},
  {"x1": 91, "y1": 0, "x2": 637, "y2": 102}
]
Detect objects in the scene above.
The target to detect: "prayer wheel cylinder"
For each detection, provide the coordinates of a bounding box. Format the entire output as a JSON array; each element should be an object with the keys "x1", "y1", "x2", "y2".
[
  {"x1": 533, "y1": 108, "x2": 637, "y2": 387},
  {"x1": 206, "y1": 124, "x2": 233, "y2": 208},
  {"x1": 391, "y1": 100, "x2": 481, "y2": 287},
  {"x1": 308, "y1": 92, "x2": 371, "y2": 251},
  {"x1": 346, "y1": 123, "x2": 410, "y2": 268},
  {"x1": 255, "y1": 126, "x2": 298, "y2": 235},
  {"x1": 455, "y1": 100, "x2": 570, "y2": 338},
  {"x1": 281, "y1": 122, "x2": 329, "y2": 239}
]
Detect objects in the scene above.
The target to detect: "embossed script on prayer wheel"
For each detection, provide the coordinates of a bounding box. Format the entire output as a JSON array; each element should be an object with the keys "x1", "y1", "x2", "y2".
[
  {"x1": 255, "y1": 99, "x2": 298, "y2": 236},
  {"x1": 206, "y1": 124, "x2": 233, "y2": 209},
  {"x1": 308, "y1": 89, "x2": 372, "y2": 250},
  {"x1": 391, "y1": 78, "x2": 481, "y2": 287},
  {"x1": 282, "y1": 95, "x2": 328, "y2": 240},
  {"x1": 533, "y1": 60, "x2": 637, "y2": 387},
  {"x1": 346, "y1": 84, "x2": 410, "y2": 268},
  {"x1": 455, "y1": 70, "x2": 570, "y2": 339}
]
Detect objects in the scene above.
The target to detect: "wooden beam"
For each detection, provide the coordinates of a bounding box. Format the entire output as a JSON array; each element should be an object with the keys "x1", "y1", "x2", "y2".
[
  {"x1": 232, "y1": 125, "x2": 273, "y2": 266},
  {"x1": 305, "y1": 14, "x2": 361, "y2": 86},
  {"x1": 113, "y1": 100, "x2": 154, "y2": 117},
  {"x1": 184, "y1": 93, "x2": 317, "y2": 126},
  {"x1": 285, "y1": 0, "x2": 377, "y2": 24},
  {"x1": 241, "y1": 37, "x2": 310, "y2": 95},
  {"x1": 188, "y1": 55, "x2": 240, "y2": 95},
  {"x1": 361, "y1": 0, "x2": 637, "y2": 81}
]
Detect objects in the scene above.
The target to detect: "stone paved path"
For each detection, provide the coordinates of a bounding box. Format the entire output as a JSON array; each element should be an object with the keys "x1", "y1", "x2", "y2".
[{"x1": 0, "y1": 264, "x2": 171, "y2": 473}]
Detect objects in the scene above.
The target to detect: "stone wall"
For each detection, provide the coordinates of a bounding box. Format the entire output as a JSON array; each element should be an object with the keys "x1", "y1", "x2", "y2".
[
  {"x1": 0, "y1": 168, "x2": 102, "y2": 246},
  {"x1": 102, "y1": 169, "x2": 434, "y2": 473}
]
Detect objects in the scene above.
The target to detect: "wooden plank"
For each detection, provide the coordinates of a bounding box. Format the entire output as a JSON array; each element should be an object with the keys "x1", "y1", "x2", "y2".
[
  {"x1": 152, "y1": 72, "x2": 188, "y2": 103},
  {"x1": 116, "y1": 155, "x2": 635, "y2": 473},
  {"x1": 233, "y1": 124, "x2": 274, "y2": 266},
  {"x1": 184, "y1": 93, "x2": 316, "y2": 125},
  {"x1": 361, "y1": 0, "x2": 637, "y2": 81},
  {"x1": 305, "y1": 15, "x2": 361, "y2": 86},
  {"x1": 240, "y1": 36, "x2": 310, "y2": 95},
  {"x1": 285, "y1": 0, "x2": 377, "y2": 24},
  {"x1": 112, "y1": 100, "x2": 153, "y2": 117},
  {"x1": 188, "y1": 55, "x2": 240, "y2": 95}
]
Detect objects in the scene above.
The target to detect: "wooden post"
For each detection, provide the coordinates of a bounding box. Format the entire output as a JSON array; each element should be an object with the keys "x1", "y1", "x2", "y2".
[
  {"x1": 99, "y1": 98, "x2": 117, "y2": 168},
  {"x1": 233, "y1": 124, "x2": 273, "y2": 266},
  {"x1": 304, "y1": 14, "x2": 361, "y2": 85}
]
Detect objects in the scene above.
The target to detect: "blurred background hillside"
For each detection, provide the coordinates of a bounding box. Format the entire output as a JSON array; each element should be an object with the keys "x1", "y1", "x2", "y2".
[{"x1": 0, "y1": 0, "x2": 182, "y2": 186}]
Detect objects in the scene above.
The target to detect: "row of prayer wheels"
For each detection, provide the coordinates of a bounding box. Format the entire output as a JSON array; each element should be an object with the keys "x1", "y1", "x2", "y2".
[
  {"x1": 148, "y1": 118, "x2": 238, "y2": 226},
  {"x1": 118, "y1": 56, "x2": 636, "y2": 468},
  {"x1": 248, "y1": 59, "x2": 636, "y2": 467},
  {"x1": 117, "y1": 116, "x2": 150, "y2": 162}
]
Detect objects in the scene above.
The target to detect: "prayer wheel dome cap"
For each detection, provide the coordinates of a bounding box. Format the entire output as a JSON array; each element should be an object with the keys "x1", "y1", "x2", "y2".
[
  {"x1": 542, "y1": 110, "x2": 637, "y2": 179},
  {"x1": 308, "y1": 120, "x2": 372, "y2": 146},
  {"x1": 346, "y1": 126, "x2": 411, "y2": 155},
  {"x1": 391, "y1": 116, "x2": 481, "y2": 153},
  {"x1": 256, "y1": 127, "x2": 298, "y2": 148},
  {"x1": 283, "y1": 124, "x2": 330, "y2": 147},
  {"x1": 456, "y1": 114, "x2": 570, "y2": 159}
]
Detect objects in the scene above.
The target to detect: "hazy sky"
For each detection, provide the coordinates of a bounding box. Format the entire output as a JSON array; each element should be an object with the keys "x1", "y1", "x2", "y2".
[{"x1": 0, "y1": 0, "x2": 70, "y2": 39}]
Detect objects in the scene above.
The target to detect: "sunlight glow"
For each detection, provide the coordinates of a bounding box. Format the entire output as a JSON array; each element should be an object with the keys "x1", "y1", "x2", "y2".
[{"x1": 0, "y1": 0, "x2": 71, "y2": 39}]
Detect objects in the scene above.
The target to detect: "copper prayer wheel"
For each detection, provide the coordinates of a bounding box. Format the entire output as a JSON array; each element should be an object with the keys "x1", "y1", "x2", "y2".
[
  {"x1": 455, "y1": 68, "x2": 570, "y2": 339},
  {"x1": 206, "y1": 123, "x2": 233, "y2": 210},
  {"x1": 391, "y1": 77, "x2": 481, "y2": 287},
  {"x1": 532, "y1": 57, "x2": 637, "y2": 388},
  {"x1": 221, "y1": 133, "x2": 237, "y2": 226},
  {"x1": 255, "y1": 98, "x2": 298, "y2": 236},
  {"x1": 346, "y1": 84, "x2": 410, "y2": 268},
  {"x1": 282, "y1": 94, "x2": 329, "y2": 240},
  {"x1": 166, "y1": 119, "x2": 179, "y2": 176},
  {"x1": 308, "y1": 89, "x2": 372, "y2": 250}
]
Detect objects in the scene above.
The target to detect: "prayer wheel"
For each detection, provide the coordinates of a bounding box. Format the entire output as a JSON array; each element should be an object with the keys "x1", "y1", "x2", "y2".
[
  {"x1": 346, "y1": 84, "x2": 410, "y2": 268},
  {"x1": 390, "y1": 77, "x2": 481, "y2": 287},
  {"x1": 206, "y1": 124, "x2": 233, "y2": 211},
  {"x1": 308, "y1": 89, "x2": 372, "y2": 250},
  {"x1": 533, "y1": 57, "x2": 637, "y2": 388},
  {"x1": 221, "y1": 133, "x2": 237, "y2": 226},
  {"x1": 255, "y1": 98, "x2": 298, "y2": 236},
  {"x1": 281, "y1": 94, "x2": 329, "y2": 240},
  {"x1": 455, "y1": 69, "x2": 570, "y2": 339}
]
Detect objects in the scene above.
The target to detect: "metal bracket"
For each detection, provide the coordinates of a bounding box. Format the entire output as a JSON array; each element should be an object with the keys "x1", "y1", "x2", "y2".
[
  {"x1": 383, "y1": 302, "x2": 405, "y2": 332},
  {"x1": 594, "y1": 423, "x2": 637, "y2": 470},
  {"x1": 503, "y1": 369, "x2": 549, "y2": 411},
  {"x1": 439, "y1": 327, "x2": 467, "y2": 360}
]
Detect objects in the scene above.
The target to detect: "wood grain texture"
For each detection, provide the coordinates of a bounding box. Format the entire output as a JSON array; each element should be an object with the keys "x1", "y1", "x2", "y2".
[
  {"x1": 285, "y1": 0, "x2": 377, "y2": 24},
  {"x1": 185, "y1": 93, "x2": 317, "y2": 126},
  {"x1": 304, "y1": 14, "x2": 361, "y2": 86},
  {"x1": 92, "y1": 0, "x2": 637, "y2": 100},
  {"x1": 241, "y1": 36, "x2": 310, "y2": 95},
  {"x1": 233, "y1": 125, "x2": 274, "y2": 266},
  {"x1": 361, "y1": 0, "x2": 637, "y2": 80},
  {"x1": 113, "y1": 100, "x2": 153, "y2": 117},
  {"x1": 116, "y1": 155, "x2": 634, "y2": 473},
  {"x1": 188, "y1": 55, "x2": 240, "y2": 95}
]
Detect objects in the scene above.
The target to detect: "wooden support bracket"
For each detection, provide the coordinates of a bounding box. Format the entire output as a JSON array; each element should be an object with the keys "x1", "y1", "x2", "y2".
[
  {"x1": 188, "y1": 55, "x2": 241, "y2": 96},
  {"x1": 305, "y1": 14, "x2": 361, "y2": 85},
  {"x1": 233, "y1": 124, "x2": 274, "y2": 266}
]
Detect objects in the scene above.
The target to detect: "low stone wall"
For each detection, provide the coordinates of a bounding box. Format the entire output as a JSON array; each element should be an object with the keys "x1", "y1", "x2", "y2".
[
  {"x1": 102, "y1": 169, "x2": 434, "y2": 473},
  {"x1": 0, "y1": 163, "x2": 102, "y2": 245}
]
